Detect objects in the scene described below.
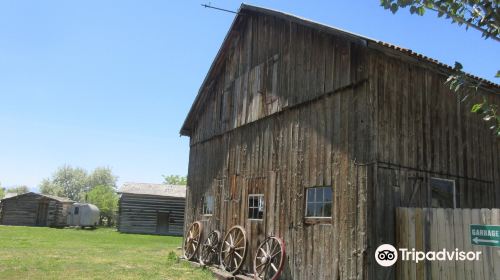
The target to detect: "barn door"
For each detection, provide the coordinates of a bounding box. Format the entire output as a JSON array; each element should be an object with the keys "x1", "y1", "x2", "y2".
[
  {"x1": 156, "y1": 212, "x2": 170, "y2": 234},
  {"x1": 244, "y1": 176, "x2": 266, "y2": 271},
  {"x1": 36, "y1": 202, "x2": 49, "y2": 226}
]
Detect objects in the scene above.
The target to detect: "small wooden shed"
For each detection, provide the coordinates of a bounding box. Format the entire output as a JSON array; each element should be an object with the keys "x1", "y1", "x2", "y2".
[
  {"x1": 117, "y1": 183, "x2": 186, "y2": 236},
  {"x1": 180, "y1": 4, "x2": 500, "y2": 279},
  {"x1": 0, "y1": 192, "x2": 74, "y2": 227}
]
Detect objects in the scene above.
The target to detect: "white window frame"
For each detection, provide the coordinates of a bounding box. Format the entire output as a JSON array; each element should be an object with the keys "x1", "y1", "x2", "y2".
[
  {"x1": 430, "y1": 177, "x2": 456, "y2": 208},
  {"x1": 248, "y1": 194, "x2": 264, "y2": 221},
  {"x1": 202, "y1": 195, "x2": 214, "y2": 216},
  {"x1": 305, "y1": 186, "x2": 333, "y2": 218}
]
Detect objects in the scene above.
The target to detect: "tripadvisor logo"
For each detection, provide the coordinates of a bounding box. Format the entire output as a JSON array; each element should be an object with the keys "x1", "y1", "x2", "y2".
[
  {"x1": 375, "y1": 244, "x2": 482, "y2": 267},
  {"x1": 375, "y1": 244, "x2": 398, "y2": 267}
]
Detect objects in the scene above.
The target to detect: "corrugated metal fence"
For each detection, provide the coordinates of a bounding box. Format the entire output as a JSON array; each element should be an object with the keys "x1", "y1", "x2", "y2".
[{"x1": 396, "y1": 208, "x2": 500, "y2": 280}]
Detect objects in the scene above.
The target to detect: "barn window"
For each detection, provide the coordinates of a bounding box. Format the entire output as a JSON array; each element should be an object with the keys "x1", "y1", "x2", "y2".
[
  {"x1": 305, "y1": 186, "x2": 332, "y2": 218},
  {"x1": 248, "y1": 194, "x2": 264, "y2": 220},
  {"x1": 202, "y1": 195, "x2": 214, "y2": 216},
  {"x1": 430, "y1": 178, "x2": 456, "y2": 208},
  {"x1": 74, "y1": 207, "x2": 79, "y2": 215}
]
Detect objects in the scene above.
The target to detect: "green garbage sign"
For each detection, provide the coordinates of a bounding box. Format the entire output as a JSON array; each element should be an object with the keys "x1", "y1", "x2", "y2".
[{"x1": 470, "y1": 224, "x2": 500, "y2": 247}]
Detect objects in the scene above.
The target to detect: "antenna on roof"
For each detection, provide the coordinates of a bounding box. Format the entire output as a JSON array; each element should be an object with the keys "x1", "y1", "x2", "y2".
[{"x1": 201, "y1": 3, "x2": 238, "y2": 14}]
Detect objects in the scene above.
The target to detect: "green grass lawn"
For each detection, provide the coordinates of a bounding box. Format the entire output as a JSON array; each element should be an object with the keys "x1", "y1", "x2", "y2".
[{"x1": 0, "y1": 225, "x2": 214, "y2": 280}]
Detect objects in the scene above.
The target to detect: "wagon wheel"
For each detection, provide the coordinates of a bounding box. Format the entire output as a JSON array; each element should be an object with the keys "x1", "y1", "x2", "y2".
[
  {"x1": 220, "y1": 225, "x2": 247, "y2": 274},
  {"x1": 199, "y1": 230, "x2": 221, "y2": 266},
  {"x1": 253, "y1": 236, "x2": 286, "y2": 280},
  {"x1": 183, "y1": 221, "x2": 203, "y2": 260}
]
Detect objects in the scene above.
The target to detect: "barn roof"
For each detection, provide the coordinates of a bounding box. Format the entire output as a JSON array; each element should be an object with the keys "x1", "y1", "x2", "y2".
[
  {"x1": 119, "y1": 183, "x2": 186, "y2": 198},
  {"x1": 0, "y1": 192, "x2": 74, "y2": 203},
  {"x1": 180, "y1": 3, "x2": 499, "y2": 136}
]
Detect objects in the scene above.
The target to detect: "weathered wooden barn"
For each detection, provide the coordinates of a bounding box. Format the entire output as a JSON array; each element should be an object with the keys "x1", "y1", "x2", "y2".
[
  {"x1": 180, "y1": 4, "x2": 500, "y2": 280},
  {"x1": 0, "y1": 192, "x2": 74, "y2": 227},
  {"x1": 117, "y1": 183, "x2": 186, "y2": 236}
]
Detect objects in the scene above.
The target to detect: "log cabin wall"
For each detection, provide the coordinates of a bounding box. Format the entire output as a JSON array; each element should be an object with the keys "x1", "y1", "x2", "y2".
[
  {"x1": 0, "y1": 194, "x2": 40, "y2": 225},
  {"x1": 41, "y1": 198, "x2": 69, "y2": 227},
  {"x1": 0, "y1": 193, "x2": 72, "y2": 227},
  {"x1": 52, "y1": 201, "x2": 72, "y2": 227},
  {"x1": 185, "y1": 10, "x2": 375, "y2": 279},
  {"x1": 117, "y1": 193, "x2": 185, "y2": 236},
  {"x1": 366, "y1": 48, "x2": 500, "y2": 280},
  {"x1": 46, "y1": 200, "x2": 57, "y2": 225}
]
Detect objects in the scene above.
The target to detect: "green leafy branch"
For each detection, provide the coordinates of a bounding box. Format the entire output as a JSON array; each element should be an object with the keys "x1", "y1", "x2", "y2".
[
  {"x1": 446, "y1": 63, "x2": 500, "y2": 136},
  {"x1": 381, "y1": 0, "x2": 500, "y2": 42}
]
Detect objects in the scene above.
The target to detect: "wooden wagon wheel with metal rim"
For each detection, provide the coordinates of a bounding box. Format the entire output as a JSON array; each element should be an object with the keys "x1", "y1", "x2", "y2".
[
  {"x1": 183, "y1": 221, "x2": 203, "y2": 260},
  {"x1": 219, "y1": 225, "x2": 247, "y2": 274},
  {"x1": 199, "y1": 230, "x2": 221, "y2": 266},
  {"x1": 253, "y1": 236, "x2": 286, "y2": 280}
]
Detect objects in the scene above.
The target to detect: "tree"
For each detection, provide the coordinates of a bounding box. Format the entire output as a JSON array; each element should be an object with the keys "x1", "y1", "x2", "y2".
[
  {"x1": 51, "y1": 165, "x2": 88, "y2": 201},
  {"x1": 40, "y1": 165, "x2": 118, "y2": 202},
  {"x1": 6, "y1": 185, "x2": 29, "y2": 195},
  {"x1": 88, "y1": 167, "x2": 118, "y2": 190},
  {"x1": 381, "y1": 0, "x2": 499, "y2": 40},
  {"x1": 39, "y1": 178, "x2": 64, "y2": 197},
  {"x1": 0, "y1": 183, "x2": 4, "y2": 199},
  {"x1": 162, "y1": 175, "x2": 187, "y2": 185},
  {"x1": 381, "y1": 0, "x2": 500, "y2": 136},
  {"x1": 87, "y1": 185, "x2": 119, "y2": 226}
]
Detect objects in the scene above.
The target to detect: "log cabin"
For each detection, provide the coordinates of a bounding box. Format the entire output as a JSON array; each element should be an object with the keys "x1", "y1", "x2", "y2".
[
  {"x1": 117, "y1": 183, "x2": 186, "y2": 236},
  {"x1": 180, "y1": 4, "x2": 500, "y2": 279},
  {"x1": 0, "y1": 192, "x2": 74, "y2": 227}
]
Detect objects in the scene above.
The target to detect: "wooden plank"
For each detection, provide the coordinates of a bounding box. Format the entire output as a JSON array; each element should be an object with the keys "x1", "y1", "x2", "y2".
[
  {"x1": 452, "y1": 209, "x2": 466, "y2": 280},
  {"x1": 429, "y1": 208, "x2": 439, "y2": 280},
  {"x1": 395, "y1": 208, "x2": 403, "y2": 280},
  {"x1": 408, "y1": 208, "x2": 417, "y2": 280},
  {"x1": 491, "y1": 209, "x2": 500, "y2": 280},
  {"x1": 414, "y1": 208, "x2": 425, "y2": 280},
  {"x1": 356, "y1": 165, "x2": 367, "y2": 280},
  {"x1": 332, "y1": 90, "x2": 341, "y2": 280},
  {"x1": 399, "y1": 208, "x2": 409, "y2": 280},
  {"x1": 445, "y1": 208, "x2": 456, "y2": 279},
  {"x1": 470, "y1": 209, "x2": 484, "y2": 280},
  {"x1": 480, "y1": 208, "x2": 494, "y2": 280},
  {"x1": 460, "y1": 208, "x2": 474, "y2": 280}
]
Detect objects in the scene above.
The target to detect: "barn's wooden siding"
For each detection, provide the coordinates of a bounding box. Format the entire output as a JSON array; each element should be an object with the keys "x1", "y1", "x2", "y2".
[
  {"x1": 118, "y1": 193, "x2": 185, "y2": 236},
  {"x1": 367, "y1": 48, "x2": 500, "y2": 280},
  {"x1": 185, "y1": 10, "x2": 374, "y2": 279},
  {"x1": 0, "y1": 193, "x2": 71, "y2": 227},
  {"x1": 187, "y1": 14, "x2": 368, "y2": 145},
  {"x1": 183, "y1": 6, "x2": 499, "y2": 280}
]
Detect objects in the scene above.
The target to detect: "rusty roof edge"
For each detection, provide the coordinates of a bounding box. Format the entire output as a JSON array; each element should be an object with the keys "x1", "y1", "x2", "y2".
[{"x1": 180, "y1": 3, "x2": 499, "y2": 136}]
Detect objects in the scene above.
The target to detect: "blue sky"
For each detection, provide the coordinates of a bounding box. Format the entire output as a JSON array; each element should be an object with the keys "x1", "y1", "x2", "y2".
[{"x1": 0, "y1": 1, "x2": 498, "y2": 191}]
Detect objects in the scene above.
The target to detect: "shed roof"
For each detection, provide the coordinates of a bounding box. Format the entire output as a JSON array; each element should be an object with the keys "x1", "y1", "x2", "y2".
[
  {"x1": 0, "y1": 192, "x2": 74, "y2": 203},
  {"x1": 3, "y1": 193, "x2": 18, "y2": 199},
  {"x1": 119, "y1": 183, "x2": 186, "y2": 198},
  {"x1": 72, "y1": 203, "x2": 100, "y2": 212},
  {"x1": 180, "y1": 3, "x2": 499, "y2": 136}
]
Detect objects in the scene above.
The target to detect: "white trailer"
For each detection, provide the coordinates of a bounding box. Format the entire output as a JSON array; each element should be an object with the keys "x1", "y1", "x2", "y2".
[{"x1": 67, "y1": 203, "x2": 100, "y2": 228}]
